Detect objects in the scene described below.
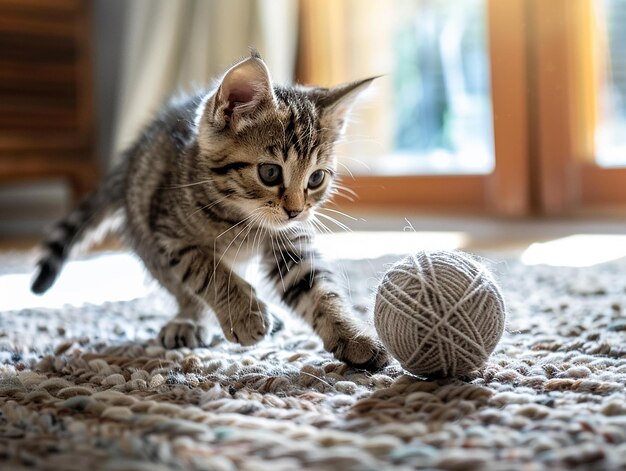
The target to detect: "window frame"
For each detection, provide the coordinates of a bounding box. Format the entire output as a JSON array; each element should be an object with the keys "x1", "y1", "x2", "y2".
[
  {"x1": 297, "y1": 0, "x2": 531, "y2": 216},
  {"x1": 530, "y1": 0, "x2": 626, "y2": 215}
]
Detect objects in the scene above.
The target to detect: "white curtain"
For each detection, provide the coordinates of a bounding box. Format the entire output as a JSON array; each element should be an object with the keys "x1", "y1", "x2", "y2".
[{"x1": 112, "y1": 0, "x2": 299, "y2": 162}]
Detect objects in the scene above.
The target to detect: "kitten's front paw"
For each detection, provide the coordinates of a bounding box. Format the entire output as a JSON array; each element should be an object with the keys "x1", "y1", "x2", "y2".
[
  {"x1": 331, "y1": 334, "x2": 391, "y2": 371},
  {"x1": 221, "y1": 300, "x2": 271, "y2": 346},
  {"x1": 159, "y1": 319, "x2": 208, "y2": 349}
]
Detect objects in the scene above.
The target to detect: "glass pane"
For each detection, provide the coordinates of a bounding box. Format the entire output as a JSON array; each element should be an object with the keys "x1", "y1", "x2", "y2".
[
  {"x1": 595, "y1": 0, "x2": 626, "y2": 167},
  {"x1": 336, "y1": 0, "x2": 494, "y2": 175}
]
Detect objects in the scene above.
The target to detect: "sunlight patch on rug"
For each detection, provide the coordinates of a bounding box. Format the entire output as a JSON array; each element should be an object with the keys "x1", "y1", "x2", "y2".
[
  {"x1": 0, "y1": 231, "x2": 467, "y2": 311},
  {"x1": 0, "y1": 253, "x2": 150, "y2": 311},
  {"x1": 521, "y1": 234, "x2": 626, "y2": 267},
  {"x1": 315, "y1": 231, "x2": 467, "y2": 260}
]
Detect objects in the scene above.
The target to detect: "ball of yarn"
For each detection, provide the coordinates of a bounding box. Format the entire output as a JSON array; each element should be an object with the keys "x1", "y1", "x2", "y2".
[{"x1": 374, "y1": 250, "x2": 505, "y2": 377}]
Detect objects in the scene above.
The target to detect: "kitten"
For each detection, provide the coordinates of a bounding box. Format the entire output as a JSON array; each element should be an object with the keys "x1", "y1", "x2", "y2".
[{"x1": 31, "y1": 51, "x2": 389, "y2": 370}]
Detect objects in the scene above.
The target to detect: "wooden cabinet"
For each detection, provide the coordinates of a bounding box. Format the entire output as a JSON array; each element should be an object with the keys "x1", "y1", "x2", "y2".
[{"x1": 0, "y1": 0, "x2": 98, "y2": 200}]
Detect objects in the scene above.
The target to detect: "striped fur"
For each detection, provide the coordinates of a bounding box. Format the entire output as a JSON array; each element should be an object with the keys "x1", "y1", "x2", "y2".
[
  {"x1": 31, "y1": 52, "x2": 389, "y2": 370},
  {"x1": 31, "y1": 165, "x2": 127, "y2": 294}
]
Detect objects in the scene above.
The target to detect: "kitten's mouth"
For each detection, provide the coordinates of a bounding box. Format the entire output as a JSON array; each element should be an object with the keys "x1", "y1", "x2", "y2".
[
  {"x1": 256, "y1": 205, "x2": 313, "y2": 230},
  {"x1": 275, "y1": 217, "x2": 304, "y2": 229},
  {"x1": 286, "y1": 213, "x2": 306, "y2": 223},
  {"x1": 270, "y1": 214, "x2": 309, "y2": 230}
]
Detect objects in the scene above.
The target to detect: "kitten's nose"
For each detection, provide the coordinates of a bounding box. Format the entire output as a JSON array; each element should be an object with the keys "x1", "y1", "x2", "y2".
[{"x1": 284, "y1": 208, "x2": 302, "y2": 219}]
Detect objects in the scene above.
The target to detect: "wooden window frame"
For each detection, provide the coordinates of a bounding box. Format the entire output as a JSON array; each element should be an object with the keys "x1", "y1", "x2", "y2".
[
  {"x1": 530, "y1": 0, "x2": 626, "y2": 215},
  {"x1": 298, "y1": 0, "x2": 626, "y2": 217},
  {"x1": 297, "y1": 0, "x2": 531, "y2": 216}
]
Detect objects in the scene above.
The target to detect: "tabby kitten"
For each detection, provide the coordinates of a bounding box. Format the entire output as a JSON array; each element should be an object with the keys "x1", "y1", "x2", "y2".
[{"x1": 32, "y1": 51, "x2": 389, "y2": 370}]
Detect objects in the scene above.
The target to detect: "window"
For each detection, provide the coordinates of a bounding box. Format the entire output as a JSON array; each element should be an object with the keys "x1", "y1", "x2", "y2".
[
  {"x1": 299, "y1": 0, "x2": 626, "y2": 216},
  {"x1": 595, "y1": 0, "x2": 626, "y2": 167},
  {"x1": 389, "y1": 0, "x2": 494, "y2": 175},
  {"x1": 322, "y1": 0, "x2": 495, "y2": 176},
  {"x1": 298, "y1": 0, "x2": 528, "y2": 214}
]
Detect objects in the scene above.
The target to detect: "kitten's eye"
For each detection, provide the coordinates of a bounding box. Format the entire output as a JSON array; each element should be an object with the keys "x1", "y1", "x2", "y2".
[
  {"x1": 308, "y1": 170, "x2": 325, "y2": 189},
  {"x1": 258, "y1": 164, "x2": 282, "y2": 186}
]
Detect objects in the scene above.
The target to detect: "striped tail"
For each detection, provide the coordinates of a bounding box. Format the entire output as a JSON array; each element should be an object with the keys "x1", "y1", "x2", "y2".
[{"x1": 31, "y1": 167, "x2": 126, "y2": 294}]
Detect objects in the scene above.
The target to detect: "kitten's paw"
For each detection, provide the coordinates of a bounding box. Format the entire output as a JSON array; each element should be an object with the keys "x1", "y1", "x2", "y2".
[
  {"x1": 331, "y1": 334, "x2": 391, "y2": 371},
  {"x1": 159, "y1": 319, "x2": 208, "y2": 349},
  {"x1": 222, "y1": 302, "x2": 271, "y2": 346}
]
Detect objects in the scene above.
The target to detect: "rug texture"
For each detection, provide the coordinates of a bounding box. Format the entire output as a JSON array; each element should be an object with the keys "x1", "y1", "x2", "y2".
[{"x1": 1, "y1": 251, "x2": 626, "y2": 471}]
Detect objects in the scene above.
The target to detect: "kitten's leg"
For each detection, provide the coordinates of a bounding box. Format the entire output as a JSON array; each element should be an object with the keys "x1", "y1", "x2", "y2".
[
  {"x1": 158, "y1": 291, "x2": 208, "y2": 348},
  {"x1": 263, "y1": 233, "x2": 390, "y2": 370},
  {"x1": 161, "y1": 246, "x2": 271, "y2": 346}
]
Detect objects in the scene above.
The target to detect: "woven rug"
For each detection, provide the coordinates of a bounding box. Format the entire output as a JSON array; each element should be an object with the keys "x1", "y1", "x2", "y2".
[{"x1": 1, "y1": 249, "x2": 626, "y2": 471}]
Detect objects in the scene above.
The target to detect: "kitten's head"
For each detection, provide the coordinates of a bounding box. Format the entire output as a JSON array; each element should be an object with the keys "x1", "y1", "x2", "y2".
[{"x1": 196, "y1": 51, "x2": 373, "y2": 230}]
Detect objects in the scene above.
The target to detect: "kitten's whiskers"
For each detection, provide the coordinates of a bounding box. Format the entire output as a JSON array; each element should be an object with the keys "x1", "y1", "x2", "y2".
[
  {"x1": 309, "y1": 217, "x2": 330, "y2": 235},
  {"x1": 186, "y1": 195, "x2": 229, "y2": 220},
  {"x1": 270, "y1": 234, "x2": 286, "y2": 292},
  {"x1": 328, "y1": 189, "x2": 356, "y2": 203},
  {"x1": 211, "y1": 209, "x2": 263, "y2": 297},
  {"x1": 318, "y1": 207, "x2": 358, "y2": 221},
  {"x1": 161, "y1": 179, "x2": 213, "y2": 190},
  {"x1": 315, "y1": 211, "x2": 352, "y2": 233},
  {"x1": 336, "y1": 161, "x2": 355, "y2": 180},
  {"x1": 215, "y1": 209, "x2": 262, "y2": 240},
  {"x1": 333, "y1": 183, "x2": 358, "y2": 198},
  {"x1": 225, "y1": 213, "x2": 262, "y2": 333}
]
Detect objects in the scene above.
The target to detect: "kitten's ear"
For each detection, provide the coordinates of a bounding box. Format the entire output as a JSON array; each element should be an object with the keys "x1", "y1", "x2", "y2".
[
  {"x1": 213, "y1": 52, "x2": 275, "y2": 130},
  {"x1": 314, "y1": 76, "x2": 377, "y2": 133}
]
